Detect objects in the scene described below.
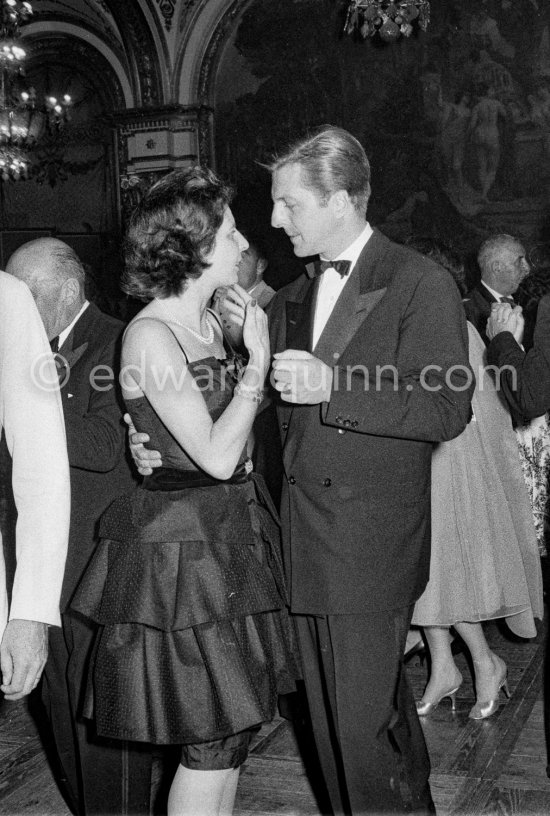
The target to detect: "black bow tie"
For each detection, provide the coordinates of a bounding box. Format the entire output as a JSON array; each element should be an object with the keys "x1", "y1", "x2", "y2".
[
  {"x1": 314, "y1": 259, "x2": 352, "y2": 278},
  {"x1": 500, "y1": 296, "x2": 515, "y2": 305}
]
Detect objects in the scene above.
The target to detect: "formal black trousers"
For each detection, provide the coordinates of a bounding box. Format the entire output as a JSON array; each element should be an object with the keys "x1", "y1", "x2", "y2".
[
  {"x1": 41, "y1": 610, "x2": 155, "y2": 815},
  {"x1": 295, "y1": 607, "x2": 434, "y2": 815}
]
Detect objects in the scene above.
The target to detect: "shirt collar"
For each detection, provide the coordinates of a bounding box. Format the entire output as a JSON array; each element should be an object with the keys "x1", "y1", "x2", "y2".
[
  {"x1": 58, "y1": 300, "x2": 89, "y2": 347},
  {"x1": 323, "y1": 222, "x2": 373, "y2": 272},
  {"x1": 481, "y1": 281, "x2": 508, "y2": 302}
]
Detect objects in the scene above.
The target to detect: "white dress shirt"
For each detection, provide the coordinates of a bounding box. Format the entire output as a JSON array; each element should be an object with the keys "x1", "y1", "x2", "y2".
[
  {"x1": 58, "y1": 300, "x2": 89, "y2": 348},
  {"x1": 482, "y1": 281, "x2": 512, "y2": 303},
  {"x1": 312, "y1": 223, "x2": 373, "y2": 348}
]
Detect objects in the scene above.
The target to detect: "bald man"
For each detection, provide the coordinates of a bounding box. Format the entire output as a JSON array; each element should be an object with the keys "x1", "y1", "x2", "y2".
[
  {"x1": 7, "y1": 239, "x2": 152, "y2": 816},
  {"x1": 463, "y1": 234, "x2": 530, "y2": 345}
]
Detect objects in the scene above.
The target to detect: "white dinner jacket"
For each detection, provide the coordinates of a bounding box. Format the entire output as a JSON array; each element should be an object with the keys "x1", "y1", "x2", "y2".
[{"x1": 0, "y1": 271, "x2": 70, "y2": 639}]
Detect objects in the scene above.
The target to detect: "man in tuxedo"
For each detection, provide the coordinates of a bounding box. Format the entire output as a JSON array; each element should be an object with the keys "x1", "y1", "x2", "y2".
[
  {"x1": 6, "y1": 239, "x2": 153, "y2": 816},
  {"x1": 0, "y1": 271, "x2": 69, "y2": 701},
  {"x1": 263, "y1": 126, "x2": 473, "y2": 815},
  {"x1": 463, "y1": 233, "x2": 530, "y2": 344}
]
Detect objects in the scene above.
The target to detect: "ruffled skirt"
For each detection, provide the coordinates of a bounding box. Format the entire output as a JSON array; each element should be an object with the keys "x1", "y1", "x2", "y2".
[{"x1": 71, "y1": 475, "x2": 300, "y2": 745}]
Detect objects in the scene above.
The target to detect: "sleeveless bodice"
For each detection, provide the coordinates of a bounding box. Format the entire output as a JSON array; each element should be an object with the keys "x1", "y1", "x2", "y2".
[{"x1": 126, "y1": 354, "x2": 245, "y2": 472}]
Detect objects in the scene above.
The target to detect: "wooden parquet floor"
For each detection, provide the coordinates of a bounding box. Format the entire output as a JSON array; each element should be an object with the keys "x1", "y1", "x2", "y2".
[{"x1": 0, "y1": 619, "x2": 549, "y2": 816}]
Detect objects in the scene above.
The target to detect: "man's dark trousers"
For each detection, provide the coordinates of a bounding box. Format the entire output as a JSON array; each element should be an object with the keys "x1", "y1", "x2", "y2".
[
  {"x1": 42, "y1": 611, "x2": 154, "y2": 815},
  {"x1": 295, "y1": 607, "x2": 433, "y2": 815}
]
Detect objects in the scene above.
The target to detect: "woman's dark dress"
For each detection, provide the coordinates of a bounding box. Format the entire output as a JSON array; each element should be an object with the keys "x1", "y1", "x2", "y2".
[{"x1": 71, "y1": 355, "x2": 299, "y2": 746}]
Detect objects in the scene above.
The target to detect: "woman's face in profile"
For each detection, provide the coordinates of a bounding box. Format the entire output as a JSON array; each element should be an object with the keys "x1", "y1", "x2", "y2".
[{"x1": 205, "y1": 207, "x2": 248, "y2": 288}]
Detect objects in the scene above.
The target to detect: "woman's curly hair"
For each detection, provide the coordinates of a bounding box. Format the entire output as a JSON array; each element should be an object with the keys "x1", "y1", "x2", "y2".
[{"x1": 122, "y1": 166, "x2": 233, "y2": 301}]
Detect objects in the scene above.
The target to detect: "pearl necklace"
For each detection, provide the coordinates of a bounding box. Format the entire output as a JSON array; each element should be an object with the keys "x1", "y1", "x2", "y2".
[{"x1": 158, "y1": 303, "x2": 214, "y2": 345}]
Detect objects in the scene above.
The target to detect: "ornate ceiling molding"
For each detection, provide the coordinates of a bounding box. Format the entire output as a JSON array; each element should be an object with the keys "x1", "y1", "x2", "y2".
[
  {"x1": 198, "y1": 0, "x2": 251, "y2": 103},
  {"x1": 25, "y1": 34, "x2": 126, "y2": 110},
  {"x1": 179, "y1": 0, "x2": 203, "y2": 33},
  {"x1": 91, "y1": 0, "x2": 112, "y2": 13},
  {"x1": 155, "y1": 0, "x2": 176, "y2": 31},
  {"x1": 27, "y1": 6, "x2": 124, "y2": 56},
  {"x1": 101, "y1": 0, "x2": 164, "y2": 107}
]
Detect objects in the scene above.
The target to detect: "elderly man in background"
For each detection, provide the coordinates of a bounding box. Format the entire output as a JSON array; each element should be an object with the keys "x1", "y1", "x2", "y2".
[
  {"x1": 7, "y1": 239, "x2": 153, "y2": 816},
  {"x1": 0, "y1": 270, "x2": 69, "y2": 701},
  {"x1": 236, "y1": 241, "x2": 275, "y2": 308},
  {"x1": 463, "y1": 233, "x2": 530, "y2": 344},
  {"x1": 214, "y1": 240, "x2": 275, "y2": 330}
]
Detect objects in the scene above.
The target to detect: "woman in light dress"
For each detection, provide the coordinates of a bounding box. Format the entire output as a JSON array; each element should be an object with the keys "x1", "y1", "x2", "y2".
[{"x1": 410, "y1": 244, "x2": 543, "y2": 720}]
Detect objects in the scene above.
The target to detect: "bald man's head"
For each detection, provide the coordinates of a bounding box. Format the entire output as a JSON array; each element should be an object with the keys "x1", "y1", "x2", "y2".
[
  {"x1": 6, "y1": 238, "x2": 86, "y2": 339},
  {"x1": 477, "y1": 234, "x2": 530, "y2": 297},
  {"x1": 237, "y1": 244, "x2": 268, "y2": 291}
]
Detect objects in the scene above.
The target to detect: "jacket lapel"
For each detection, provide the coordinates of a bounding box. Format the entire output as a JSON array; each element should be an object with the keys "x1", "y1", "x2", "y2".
[
  {"x1": 280, "y1": 232, "x2": 392, "y2": 468},
  {"x1": 57, "y1": 303, "x2": 96, "y2": 386},
  {"x1": 477, "y1": 282, "x2": 498, "y2": 305},
  {"x1": 312, "y1": 273, "x2": 387, "y2": 366},
  {"x1": 276, "y1": 276, "x2": 317, "y2": 466},
  {"x1": 312, "y1": 230, "x2": 390, "y2": 365},
  {"x1": 285, "y1": 275, "x2": 318, "y2": 351},
  {"x1": 58, "y1": 302, "x2": 97, "y2": 356}
]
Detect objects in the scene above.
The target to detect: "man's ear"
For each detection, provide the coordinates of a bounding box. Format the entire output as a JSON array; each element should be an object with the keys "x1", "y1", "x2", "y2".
[
  {"x1": 256, "y1": 257, "x2": 268, "y2": 277},
  {"x1": 331, "y1": 189, "x2": 351, "y2": 219},
  {"x1": 61, "y1": 277, "x2": 81, "y2": 306}
]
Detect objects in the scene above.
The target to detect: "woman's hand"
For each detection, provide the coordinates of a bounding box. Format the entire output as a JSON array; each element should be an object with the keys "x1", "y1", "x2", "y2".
[
  {"x1": 242, "y1": 297, "x2": 270, "y2": 384},
  {"x1": 487, "y1": 303, "x2": 524, "y2": 345},
  {"x1": 213, "y1": 284, "x2": 248, "y2": 346}
]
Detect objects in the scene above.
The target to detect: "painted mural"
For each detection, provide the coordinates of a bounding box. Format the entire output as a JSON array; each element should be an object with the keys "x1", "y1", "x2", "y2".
[{"x1": 215, "y1": 0, "x2": 550, "y2": 278}]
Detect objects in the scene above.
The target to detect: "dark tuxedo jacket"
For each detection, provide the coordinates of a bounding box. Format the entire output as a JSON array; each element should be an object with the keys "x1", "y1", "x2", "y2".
[
  {"x1": 268, "y1": 229, "x2": 473, "y2": 615},
  {"x1": 463, "y1": 281, "x2": 499, "y2": 345},
  {"x1": 58, "y1": 302, "x2": 135, "y2": 609},
  {"x1": 487, "y1": 292, "x2": 550, "y2": 423}
]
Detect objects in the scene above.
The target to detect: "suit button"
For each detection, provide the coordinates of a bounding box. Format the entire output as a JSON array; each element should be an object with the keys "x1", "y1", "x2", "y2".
[
  {"x1": 288, "y1": 475, "x2": 296, "y2": 485},
  {"x1": 351, "y1": 420, "x2": 358, "y2": 429},
  {"x1": 323, "y1": 478, "x2": 331, "y2": 487},
  {"x1": 335, "y1": 415, "x2": 343, "y2": 424},
  {"x1": 282, "y1": 422, "x2": 289, "y2": 431},
  {"x1": 338, "y1": 429, "x2": 346, "y2": 435},
  {"x1": 343, "y1": 419, "x2": 351, "y2": 427}
]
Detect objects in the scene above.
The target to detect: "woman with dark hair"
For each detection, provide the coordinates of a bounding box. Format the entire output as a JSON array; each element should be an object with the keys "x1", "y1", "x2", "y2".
[{"x1": 72, "y1": 167, "x2": 299, "y2": 816}]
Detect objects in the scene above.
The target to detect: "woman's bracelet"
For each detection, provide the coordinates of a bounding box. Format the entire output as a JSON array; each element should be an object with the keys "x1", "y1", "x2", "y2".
[{"x1": 234, "y1": 381, "x2": 264, "y2": 404}]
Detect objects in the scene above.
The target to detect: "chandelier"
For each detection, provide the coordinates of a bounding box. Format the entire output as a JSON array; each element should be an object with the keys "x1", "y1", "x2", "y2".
[
  {"x1": 344, "y1": 1, "x2": 430, "y2": 42},
  {"x1": 1, "y1": 0, "x2": 31, "y2": 68},
  {"x1": 0, "y1": 0, "x2": 71, "y2": 180}
]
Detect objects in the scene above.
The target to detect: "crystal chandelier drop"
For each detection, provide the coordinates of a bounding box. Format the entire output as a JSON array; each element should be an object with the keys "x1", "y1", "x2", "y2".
[
  {"x1": 0, "y1": 0, "x2": 33, "y2": 179},
  {"x1": 344, "y1": 0, "x2": 430, "y2": 43},
  {"x1": 1, "y1": 0, "x2": 32, "y2": 63},
  {"x1": 0, "y1": 0, "x2": 72, "y2": 181}
]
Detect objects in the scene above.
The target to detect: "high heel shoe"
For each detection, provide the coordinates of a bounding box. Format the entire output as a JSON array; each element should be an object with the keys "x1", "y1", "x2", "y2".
[
  {"x1": 416, "y1": 673, "x2": 463, "y2": 717},
  {"x1": 405, "y1": 639, "x2": 427, "y2": 666},
  {"x1": 468, "y1": 659, "x2": 510, "y2": 720}
]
